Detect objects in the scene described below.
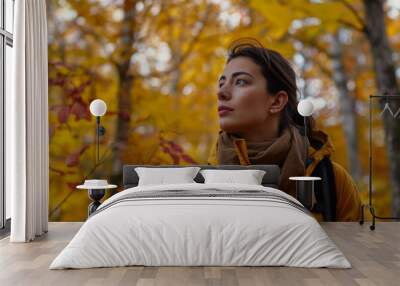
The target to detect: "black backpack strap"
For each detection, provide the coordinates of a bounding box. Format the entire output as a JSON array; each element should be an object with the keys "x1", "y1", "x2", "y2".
[{"x1": 309, "y1": 157, "x2": 337, "y2": 221}]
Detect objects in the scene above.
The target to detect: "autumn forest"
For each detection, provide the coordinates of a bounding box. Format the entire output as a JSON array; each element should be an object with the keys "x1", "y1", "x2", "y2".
[{"x1": 47, "y1": 0, "x2": 400, "y2": 221}]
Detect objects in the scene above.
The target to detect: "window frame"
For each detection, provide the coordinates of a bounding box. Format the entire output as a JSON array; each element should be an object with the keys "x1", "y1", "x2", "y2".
[{"x1": 1, "y1": 0, "x2": 14, "y2": 232}]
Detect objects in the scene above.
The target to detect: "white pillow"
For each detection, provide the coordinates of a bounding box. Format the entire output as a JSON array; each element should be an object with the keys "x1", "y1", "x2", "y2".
[
  {"x1": 200, "y1": 169, "x2": 266, "y2": 185},
  {"x1": 135, "y1": 167, "x2": 201, "y2": 186}
]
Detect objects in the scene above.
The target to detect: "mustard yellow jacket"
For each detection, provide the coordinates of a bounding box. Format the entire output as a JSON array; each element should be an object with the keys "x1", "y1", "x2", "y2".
[{"x1": 208, "y1": 132, "x2": 362, "y2": 221}]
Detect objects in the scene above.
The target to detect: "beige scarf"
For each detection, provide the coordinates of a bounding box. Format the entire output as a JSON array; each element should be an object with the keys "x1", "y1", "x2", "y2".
[{"x1": 216, "y1": 126, "x2": 308, "y2": 197}]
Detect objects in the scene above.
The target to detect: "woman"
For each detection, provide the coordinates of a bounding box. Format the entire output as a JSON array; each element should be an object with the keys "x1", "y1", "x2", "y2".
[{"x1": 208, "y1": 38, "x2": 361, "y2": 221}]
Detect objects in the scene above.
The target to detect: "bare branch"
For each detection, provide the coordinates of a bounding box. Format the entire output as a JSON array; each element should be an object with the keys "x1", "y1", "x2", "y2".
[
  {"x1": 49, "y1": 167, "x2": 75, "y2": 175},
  {"x1": 337, "y1": 19, "x2": 365, "y2": 33},
  {"x1": 334, "y1": 0, "x2": 366, "y2": 32},
  {"x1": 49, "y1": 144, "x2": 115, "y2": 219}
]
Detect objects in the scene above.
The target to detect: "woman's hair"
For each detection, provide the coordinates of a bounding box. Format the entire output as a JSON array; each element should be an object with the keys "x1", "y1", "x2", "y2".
[{"x1": 226, "y1": 38, "x2": 314, "y2": 136}]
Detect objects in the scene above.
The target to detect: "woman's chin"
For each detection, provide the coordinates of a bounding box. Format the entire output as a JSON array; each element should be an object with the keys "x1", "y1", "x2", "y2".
[{"x1": 219, "y1": 120, "x2": 242, "y2": 133}]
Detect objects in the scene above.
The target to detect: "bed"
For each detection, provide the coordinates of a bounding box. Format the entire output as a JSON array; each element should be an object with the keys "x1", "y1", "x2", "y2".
[{"x1": 49, "y1": 165, "x2": 350, "y2": 269}]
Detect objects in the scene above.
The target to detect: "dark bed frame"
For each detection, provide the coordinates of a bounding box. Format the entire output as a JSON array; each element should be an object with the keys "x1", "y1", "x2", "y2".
[{"x1": 122, "y1": 165, "x2": 281, "y2": 190}]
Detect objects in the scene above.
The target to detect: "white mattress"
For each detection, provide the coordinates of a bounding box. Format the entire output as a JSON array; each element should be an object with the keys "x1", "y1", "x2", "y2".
[{"x1": 50, "y1": 183, "x2": 350, "y2": 269}]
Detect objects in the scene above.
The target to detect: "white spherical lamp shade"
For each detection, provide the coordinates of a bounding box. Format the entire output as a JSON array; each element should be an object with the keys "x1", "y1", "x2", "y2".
[
  {"x1": 89, "y1": 99, "x2": 107, "y2": 117},
  {"x1": 297, "y1": 99, "x2": 314, "y2": 117}
]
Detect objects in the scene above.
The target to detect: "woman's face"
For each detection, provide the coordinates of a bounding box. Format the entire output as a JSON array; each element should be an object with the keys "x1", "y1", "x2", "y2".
[{"x1": 217, "y1": 57, "x2": 275, "y2": 134}]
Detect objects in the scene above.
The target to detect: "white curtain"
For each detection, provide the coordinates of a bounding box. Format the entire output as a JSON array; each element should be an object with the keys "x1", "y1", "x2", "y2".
[{"x1": 8, "y1": 0, "x2": 49, "y2": 242}]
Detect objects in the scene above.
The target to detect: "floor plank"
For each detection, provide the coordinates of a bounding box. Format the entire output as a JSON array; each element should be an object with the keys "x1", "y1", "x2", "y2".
[{"x1": 0, "y1": 222, "x2": 399, "y2": 286}]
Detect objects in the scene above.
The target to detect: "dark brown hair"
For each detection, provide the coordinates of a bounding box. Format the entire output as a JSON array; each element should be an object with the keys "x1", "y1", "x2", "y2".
[{"x1": 227, "y1": 38, "x2": 314, "y2": 135}]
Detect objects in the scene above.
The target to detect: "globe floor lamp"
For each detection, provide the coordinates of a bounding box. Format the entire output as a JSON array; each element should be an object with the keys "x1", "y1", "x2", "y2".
[
  {"x1": 79, "y1": 99, "x2": 111, "y2": 216},
  {"x1": 89, "y1": 99, "x2": 107, "y2": 164},
  {"x1": 290, "y1": 99, "x2": 321, "y2": 210}
]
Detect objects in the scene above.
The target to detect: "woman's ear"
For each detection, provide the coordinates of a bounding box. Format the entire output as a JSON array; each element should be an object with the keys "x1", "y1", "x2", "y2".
[{"x1": 269, "y1": 91, "x2": 288, "y2": 114}]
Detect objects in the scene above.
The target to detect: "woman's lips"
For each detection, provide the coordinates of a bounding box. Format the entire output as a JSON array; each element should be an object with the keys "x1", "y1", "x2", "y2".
[{"x1": 218, "y1": 105, "x2": 234, "y2": 116}]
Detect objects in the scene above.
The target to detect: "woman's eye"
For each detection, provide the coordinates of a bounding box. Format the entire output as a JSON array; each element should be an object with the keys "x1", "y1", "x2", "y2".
[
  {"x1": 218, "y1": 82, "x2": 225, "y2": 88},
  {"x1": 236, "y1": 79, "x2": 247, "y2": 86}
]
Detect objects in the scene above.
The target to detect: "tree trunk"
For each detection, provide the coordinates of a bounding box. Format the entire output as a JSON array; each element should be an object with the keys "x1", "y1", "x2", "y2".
[
  {"x1": 331, "y1": 30, "x2": 362, "y2": 182},
  {"x1": 363, "y1": 0, "x2": 400, "y2": 216},
  {"x1": 110, "y1": 0, "x2": 136, "y2": 186}
]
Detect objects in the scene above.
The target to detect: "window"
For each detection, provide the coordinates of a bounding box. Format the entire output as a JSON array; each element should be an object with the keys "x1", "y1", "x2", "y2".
[{"x1": 1, "y1": 0, "x2": 14, "y2": 232}]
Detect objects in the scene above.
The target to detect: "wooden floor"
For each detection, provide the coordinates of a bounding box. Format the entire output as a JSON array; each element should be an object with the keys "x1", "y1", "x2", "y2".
[{"x1": 0, "y1": 222, "x2": 399, "y2": 286}]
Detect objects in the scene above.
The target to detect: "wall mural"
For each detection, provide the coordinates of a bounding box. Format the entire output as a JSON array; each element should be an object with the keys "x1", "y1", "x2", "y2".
[{"x1": 47, "y1": 0, "x2": 400, "y2": 221}]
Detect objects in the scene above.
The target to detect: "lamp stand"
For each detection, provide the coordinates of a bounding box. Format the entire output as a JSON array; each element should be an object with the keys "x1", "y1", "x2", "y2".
[
  {"x1": 304, "y1": 116, "x2": 308, "y2": 161},
  {"x1": 94, "y1": 116, "x2": 106, "y2": 166},
  {"x1": 96, "y1": 116, "x2": 100, "y2": 164}
]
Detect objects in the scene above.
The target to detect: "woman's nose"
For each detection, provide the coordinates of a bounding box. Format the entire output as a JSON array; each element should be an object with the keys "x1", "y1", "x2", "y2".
[{"x1": 217, "y1": 84, "x2": 232, "y2": 100}]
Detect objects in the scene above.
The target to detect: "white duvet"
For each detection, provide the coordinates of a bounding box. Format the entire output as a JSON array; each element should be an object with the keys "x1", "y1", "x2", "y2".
[{"x1": 50, "y1": 183, "x2": 351, "y2": 269}]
